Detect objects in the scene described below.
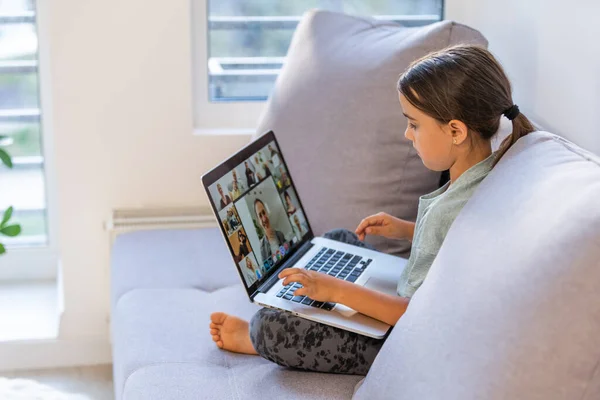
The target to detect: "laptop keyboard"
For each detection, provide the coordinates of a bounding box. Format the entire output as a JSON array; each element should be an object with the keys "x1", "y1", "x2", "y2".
[{"x1": 276, "y1": 247, "x2": 372, "y2": 311}]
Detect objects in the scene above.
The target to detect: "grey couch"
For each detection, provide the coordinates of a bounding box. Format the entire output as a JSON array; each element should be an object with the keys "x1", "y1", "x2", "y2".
[
  {"x1": 111, "y1": 11, "x2": 600, "y2": 400},
  {"x1": 111, "y1": 131, "x2": 600, "y2": 400}
]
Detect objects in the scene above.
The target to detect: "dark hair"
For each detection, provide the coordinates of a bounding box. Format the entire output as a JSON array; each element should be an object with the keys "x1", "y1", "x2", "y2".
[{"x1": 398, "y1": 44, "x2": 535, "y2": 165}]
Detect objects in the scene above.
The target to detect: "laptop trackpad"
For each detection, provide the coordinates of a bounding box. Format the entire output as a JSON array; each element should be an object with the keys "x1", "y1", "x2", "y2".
[
  {"x1": 335, "y1": 277, "x2": 397, "y2": 317},
  {"x1": 363, "y1": 276, "x2": 398, "y2": 295}
]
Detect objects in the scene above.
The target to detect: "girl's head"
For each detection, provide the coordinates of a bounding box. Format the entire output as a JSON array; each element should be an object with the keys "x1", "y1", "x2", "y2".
[{"x1": 397, "y1": 45, "x2": 534, "y2": 171}]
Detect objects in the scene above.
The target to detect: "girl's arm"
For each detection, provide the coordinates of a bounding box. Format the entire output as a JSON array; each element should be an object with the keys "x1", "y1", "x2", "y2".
[
  {"x1": 279, "y1": 268, "x2": 410, "y2": 326},
  {"x1": 333, "y1": 279, "x2": 409, "y2": 326}
]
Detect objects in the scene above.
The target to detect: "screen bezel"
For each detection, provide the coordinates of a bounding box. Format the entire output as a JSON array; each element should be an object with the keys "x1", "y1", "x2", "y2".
[{"x1": 201, "y1": 130, "x2": 315, "y2": 298}]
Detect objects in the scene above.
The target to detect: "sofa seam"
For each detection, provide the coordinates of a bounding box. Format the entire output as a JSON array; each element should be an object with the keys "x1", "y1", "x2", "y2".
[
  {"x1": 227, "y1": 352, "x2": 242, "y2": 400},
  {"x1": 121, "y1": 361, "x2": 223, "y2": 395},
  {"x1": 113, "y1": 283, "x2": 242, "y2": 309},
  {"x1": 549, "y1": 134, "x2": 600, "y2": 167}
]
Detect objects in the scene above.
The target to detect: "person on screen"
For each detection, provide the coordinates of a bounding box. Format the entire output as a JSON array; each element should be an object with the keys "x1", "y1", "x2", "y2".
[
  {"x1": 231, "y1": 180, "x2": 242, "y2": 200},
  {"x1": 238, "y1": 230, "x2": 250, "y2": 257},
  {"x1": 253, "y1": 155, "x2": 265, "y2": 180},
  {"x1": 293, "y1": 214, "x2": 308, "y2": 237},
  {"x1": 228, "y1": 210, "x2": 240, "y2": 230},
  {"x1": 279, "y1": 167, "x2": 291, "y2": 188},
  {"x1": 246, "y1": 257, "x2": 265, "y2": 280},
  {"x1": 283, "y1": 192, "x2": 297, "y2": 216},
  {"x1": 262, "y1": 162, "x2": 272, "y2": 178},
  {"x1": 268, "y1": 144, "x2": 280, "y2": 159},
  {"x1": 254, "y1": 198, "x2": 286, "y2": 263},
  {"x1": 241, "y1": 259, "x2": 257, "y2": 286},
  {"x1": 217, "y1": 184, "x2": 232, "y2": 210},
  {"x1": 245, "y1": 161, "x2": 256, "y2": 187},
  {"x1": 228, "y1": 170, "x2": 246, "y2": 196}
]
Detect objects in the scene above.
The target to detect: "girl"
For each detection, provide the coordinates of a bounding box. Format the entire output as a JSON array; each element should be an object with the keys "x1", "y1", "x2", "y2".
[{"x1": 209, "y1": 45, "x2": 535, "y2": 374}]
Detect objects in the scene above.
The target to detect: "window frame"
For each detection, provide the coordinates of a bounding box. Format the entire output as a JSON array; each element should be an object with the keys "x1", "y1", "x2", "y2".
[
  {"x1": 192, "y1": 0, "x2": 444, "y2": 133},
  {"x1": 0, "y1": 0, "x2": 60, "y2": 282},
  {"x1": 191, "y1": 0, "x2": 266, "y2": 133}
]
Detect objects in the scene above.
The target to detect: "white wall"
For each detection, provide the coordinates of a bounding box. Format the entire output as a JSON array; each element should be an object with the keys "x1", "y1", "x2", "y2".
[
  {"x1": 44, "y1": 0, "x2": 250, "y2": 355},
  {"x1": 446, "y1": 0, "x2": 600, "y2": 155}
]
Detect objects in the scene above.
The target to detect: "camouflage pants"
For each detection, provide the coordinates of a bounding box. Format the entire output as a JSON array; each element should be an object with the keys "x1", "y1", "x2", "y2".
[{"x1": 249, "y1": 229, "x2": 386, "y2": 375}]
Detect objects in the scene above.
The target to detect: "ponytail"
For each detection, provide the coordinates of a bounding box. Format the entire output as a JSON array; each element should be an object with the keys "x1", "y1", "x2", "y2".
[{"x1": 493, "y1": 112, "x2": 536, "y2": 166}]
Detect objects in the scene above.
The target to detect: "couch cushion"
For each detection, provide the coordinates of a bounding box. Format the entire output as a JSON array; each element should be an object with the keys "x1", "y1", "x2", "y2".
[
  {"x1": 255, "y1": 10, "x2": 487, "y2": 257},
  {"x1": 113, "y1": 286, "x2": 361, "y2": 400},
  {"x1": 112, "y1": 285, "x2": 259, "y2": 398},
  {"x1": 123, "y1": 363, "x2": 361, "y2": 400},
  {"x1": 355, "y1": 132, "x2": 600, "y2": 399},
  {"x1": 111, "y1": 228, "x2": 239, "y2": 309}
]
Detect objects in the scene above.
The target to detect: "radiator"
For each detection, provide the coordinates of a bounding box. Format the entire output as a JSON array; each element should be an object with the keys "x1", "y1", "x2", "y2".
[{"x1": 105, "y1": 206, "x2": 218, "y2": 243}]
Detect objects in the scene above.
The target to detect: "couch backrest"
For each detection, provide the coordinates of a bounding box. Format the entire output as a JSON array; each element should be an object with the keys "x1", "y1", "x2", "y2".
[
  {"x1": 355, "y1": 131, "x2": 600, "y2": 399},
  {"x1": 255, "y1": 10, "x2": 487, "y2": 257}
]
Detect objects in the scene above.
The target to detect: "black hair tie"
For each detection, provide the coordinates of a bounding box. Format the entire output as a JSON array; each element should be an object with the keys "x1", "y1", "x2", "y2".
[{"x1": 503, "y1": 104, "x2": 520, "y2": 121}]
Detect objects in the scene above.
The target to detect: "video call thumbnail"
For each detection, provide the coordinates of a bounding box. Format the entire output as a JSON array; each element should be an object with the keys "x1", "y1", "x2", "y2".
[
  {"x1": 208, "y1": 140, "x2": 306, "y2": 288},
  {"x1": 235, "y1": 177, "x2": 296, "y2": 271},
  {"x1": 238, "y1": 252, "x2": 265, "y2": 287}
]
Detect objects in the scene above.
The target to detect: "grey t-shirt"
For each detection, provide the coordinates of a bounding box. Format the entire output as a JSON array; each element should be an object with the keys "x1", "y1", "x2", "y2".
[{"x1": 397, "y1": 152, "x2": 497, "y2": 298}]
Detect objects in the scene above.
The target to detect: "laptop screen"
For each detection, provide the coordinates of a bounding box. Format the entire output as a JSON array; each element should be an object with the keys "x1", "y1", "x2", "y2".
[{"x1": 203, "y1": 131, "x2": 313, "y2": 294}]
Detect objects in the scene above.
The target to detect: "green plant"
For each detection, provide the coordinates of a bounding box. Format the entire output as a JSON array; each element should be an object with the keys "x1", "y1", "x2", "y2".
[{"x1": 0, "y1": 135, "x2": 23, "y2": 255}]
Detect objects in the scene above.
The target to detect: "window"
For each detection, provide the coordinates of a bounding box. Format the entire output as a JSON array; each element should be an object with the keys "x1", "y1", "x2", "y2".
[
  {"x1": 0, "y1": 0, "x2": 49, "y2": 250},
  {"x1": 193, "y1": 0, "x2": 443, "y2": 130}
]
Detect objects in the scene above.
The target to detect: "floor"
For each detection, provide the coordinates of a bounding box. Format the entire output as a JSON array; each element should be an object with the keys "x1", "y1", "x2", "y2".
[
  {"x1": 1, "y1": 364, "x2": 114, "y2": 399},
  {"x1": 0, "y1": 280, "x2": 58, "y2": 341}
]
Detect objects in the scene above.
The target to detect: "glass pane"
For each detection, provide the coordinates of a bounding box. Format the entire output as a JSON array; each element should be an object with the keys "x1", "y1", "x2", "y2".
[
  {"x1": 0, "y1": 0, "x2": 34, "y2": 12},
  {"x1": 211, "y1": 28, "x2": 294, "y2": 58},
  {"x1": 0, "y1": 23, "x2": 38, "y2": 61},
  {"x1": 0, "y1": 73, "x2": 39, "y2": 109},
  {"x1": 207, "y1": 0, "x2": 443, "y2": 101},
  {"x1": 0, "y1": 209, "x2": 47, "y2": 246},
  {"x1": 0, "y1": 164, "x2": 47, "y2": 246},
  {"x1": 0, "y1": 122, "x2": 42, "y2": 157}
]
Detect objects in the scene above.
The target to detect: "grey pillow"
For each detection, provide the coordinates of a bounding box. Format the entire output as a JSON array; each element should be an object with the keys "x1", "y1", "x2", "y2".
[
  {"x1": 354, "y1": 132, "x2": 600, "y2": 399},
  {"x1": 255, "y1": 11, "x2": 487, "y2": 257}
]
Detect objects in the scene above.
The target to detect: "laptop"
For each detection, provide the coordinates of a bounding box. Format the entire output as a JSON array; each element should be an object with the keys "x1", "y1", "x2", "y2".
[{"x1": 202, "y1": 131, "x2": 407, "y2": 338}]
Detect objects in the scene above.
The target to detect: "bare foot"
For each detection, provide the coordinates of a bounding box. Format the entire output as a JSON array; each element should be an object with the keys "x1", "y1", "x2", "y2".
[{"x1": 209, "y1": 312, "x2": 258, "y2": 355}]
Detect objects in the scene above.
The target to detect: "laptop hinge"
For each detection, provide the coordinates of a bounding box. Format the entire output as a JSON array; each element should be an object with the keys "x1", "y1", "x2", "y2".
[{"x1": 256, "y1": 241, "x2": 315, "y2": 295}]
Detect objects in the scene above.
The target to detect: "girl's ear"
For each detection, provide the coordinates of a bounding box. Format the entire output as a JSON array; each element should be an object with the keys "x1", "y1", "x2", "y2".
[{"x1": 448, "y1": 119, "x2": 469, "y2": 145}]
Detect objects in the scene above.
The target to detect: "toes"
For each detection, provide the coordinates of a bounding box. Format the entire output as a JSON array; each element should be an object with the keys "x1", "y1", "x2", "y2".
[
  {"x1": 217, "y1": 341, "x2": 224, "y2": 348},
  {"x1": 212, "y1": 335, "x2": 220, "y2": 342},
  {"x1": 210, "y1": 312, "x2": 227, "y2": 325},
  {"x1": 210, "y1": 329, "x2": 219, "y2": 335},
  {"x1": 209, "y1": 323, "x2": 220, "y2": 330}
]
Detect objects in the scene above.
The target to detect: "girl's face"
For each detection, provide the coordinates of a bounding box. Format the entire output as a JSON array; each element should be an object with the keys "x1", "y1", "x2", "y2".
[{"x1": 399, "y1": 93, "x2": 456, "y2": 172}]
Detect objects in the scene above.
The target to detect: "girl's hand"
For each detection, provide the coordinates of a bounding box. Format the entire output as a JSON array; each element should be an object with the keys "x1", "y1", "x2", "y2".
[
  {"x1": 278, "y1": 268, "x2": 344, "y2": 303},
  {"x1": 355, "y1": 212, "x2": 411, "y2": 241}
]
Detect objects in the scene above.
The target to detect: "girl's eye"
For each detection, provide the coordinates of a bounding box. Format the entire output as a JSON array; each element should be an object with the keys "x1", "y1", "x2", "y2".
[{"x1": 409, "y1": 123, "x2": 417, "y2": 130}]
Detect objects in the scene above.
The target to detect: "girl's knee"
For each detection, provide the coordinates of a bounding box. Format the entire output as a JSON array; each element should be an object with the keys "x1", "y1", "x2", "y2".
[{"x1": 249, "y1": 308, "x2": 284, "y2": 351}]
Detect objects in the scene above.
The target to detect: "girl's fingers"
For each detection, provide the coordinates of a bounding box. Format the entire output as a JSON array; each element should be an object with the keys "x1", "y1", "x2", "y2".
[
  {"x1": 278, "y1": 267, "x2": 304, "y2": 279},
  {"x1": 282, "y1": 274, "x2": 308, "y2": 286},
  {"x1": 355, "y1": 217, "x2": 374, "y2": 236},
  {"x1": 355, "y1": 215, "x2": 385, "y2": 236},
  {"x1": 293, "y1": 288, "x2": 308, "y2": 297}
]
